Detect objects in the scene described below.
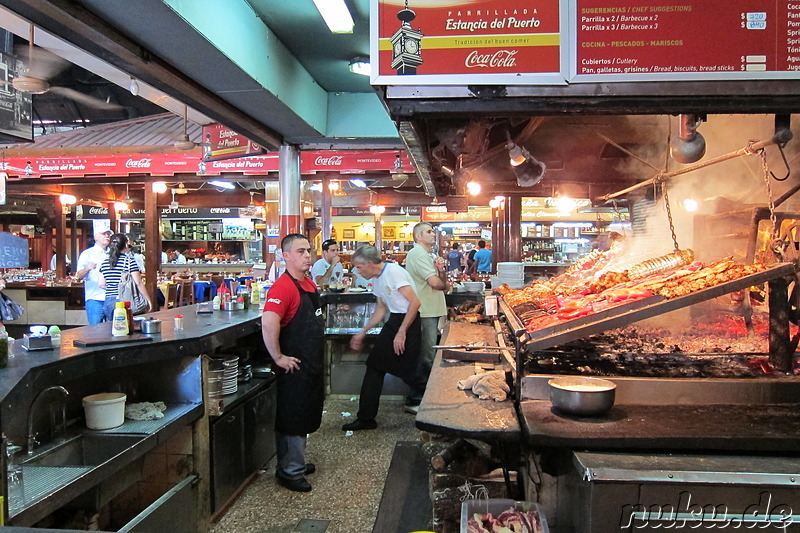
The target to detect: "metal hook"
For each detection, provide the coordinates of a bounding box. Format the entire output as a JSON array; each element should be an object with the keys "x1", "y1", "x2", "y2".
[{"x1": 769, "y1": 142, "x2": 791, "y2": 182}]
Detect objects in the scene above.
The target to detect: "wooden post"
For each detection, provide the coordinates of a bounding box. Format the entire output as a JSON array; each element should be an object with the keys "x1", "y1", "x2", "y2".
[
  {"x1": 108, "y1": 202, "x2": 119, "y2": 233},
  {"x1": 508, "y1": 195, "x2": 522, "y2": 263},
  {"x1": 55, "y1": 196, "x2": 67, "y2": 278},
  {"x1": 144, "y1": 182, "x2": 160, "y2": 305}
]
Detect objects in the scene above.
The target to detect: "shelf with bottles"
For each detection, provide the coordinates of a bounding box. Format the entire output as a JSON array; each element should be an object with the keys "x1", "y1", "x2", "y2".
[
  {"x1": 522, "y1": 238, "x2": 556, "y2": 253},
  {"x1": 162, "y1": 218, "x2": 258, "y2": 242}
]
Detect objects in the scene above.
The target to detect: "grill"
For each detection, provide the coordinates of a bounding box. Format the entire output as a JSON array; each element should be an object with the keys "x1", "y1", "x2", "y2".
[{"x1": 496, "y1": 252, "x2": 799, "y2": 531}]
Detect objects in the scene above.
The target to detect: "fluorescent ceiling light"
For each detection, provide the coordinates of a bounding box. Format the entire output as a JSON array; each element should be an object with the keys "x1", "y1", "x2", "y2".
[
  {"x1": 350, "y1": 178, "x2": 367, "y2": 188},
  {"x1": 208, "y1": 180, "x2": 235, "y2": 190},
  {"x1": 313, "y1": 0, "x2": 354, "y2": 33},
  {"x1": 349, "y1": 58, "x2": 370, "y2": 76}
]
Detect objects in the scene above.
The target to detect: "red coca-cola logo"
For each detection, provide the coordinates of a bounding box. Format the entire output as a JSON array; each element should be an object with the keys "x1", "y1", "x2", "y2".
[
  {"x1": 125, "y1": 158, "x2": 153, "y2": 168},
  {"x1": 465, "y1": 49, "x2": 518, "y2": 68},
  {"x1": 314, "y1": 155, "x2": 344, "y2": 166}
]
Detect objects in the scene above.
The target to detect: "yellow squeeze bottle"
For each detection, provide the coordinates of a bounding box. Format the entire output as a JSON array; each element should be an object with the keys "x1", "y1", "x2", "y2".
[{"x1": 112, "y1": 302, "x2": 129, "y2": 336}]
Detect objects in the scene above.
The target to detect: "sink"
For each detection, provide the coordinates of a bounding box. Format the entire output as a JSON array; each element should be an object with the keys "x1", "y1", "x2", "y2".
[{"x1": 23, "y1": 434, "x2": 146, "y2": 467}]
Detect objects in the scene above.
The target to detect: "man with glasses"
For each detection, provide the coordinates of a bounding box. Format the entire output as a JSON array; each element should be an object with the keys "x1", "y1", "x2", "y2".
[
  {"x1": 75, "y1": 228, "x2": 112, "y2": 324},
  {"x1": 311, "y1": 238, "x2": 345, "y2": 290}
]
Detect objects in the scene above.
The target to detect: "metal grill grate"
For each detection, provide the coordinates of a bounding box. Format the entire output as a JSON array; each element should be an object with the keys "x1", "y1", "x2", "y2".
[
  {"x1": 94, "y1": 403, "x2": 199, "y2": 434},
  {"x1": 10, "y1": 465, "x2": 91, "y2": 514}
]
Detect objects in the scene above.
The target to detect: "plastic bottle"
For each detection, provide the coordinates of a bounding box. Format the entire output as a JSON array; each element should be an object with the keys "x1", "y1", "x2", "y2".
[
  {"x1": 250, "y1": 283, "x2": 260, "y2": 306},
  {"x1": 123, "y1": 301, "x2": 134, "y2": 334},
  {"x1": 112, "y1": 302, "x2": 129, "y2": 336},
  {"x1": 0, "y1": 323, "x2": 8, "y2": 368}
]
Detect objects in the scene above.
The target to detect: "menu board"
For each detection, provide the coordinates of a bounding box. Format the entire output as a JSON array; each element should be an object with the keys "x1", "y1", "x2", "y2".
[{"x1": 574, "y1": 0, "x2": 800, "y2": 80}]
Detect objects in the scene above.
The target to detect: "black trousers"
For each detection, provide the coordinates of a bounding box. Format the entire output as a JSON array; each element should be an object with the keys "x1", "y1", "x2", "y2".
[{"x1": 356, "y1": 366, "x2": 419, "y2": 421}]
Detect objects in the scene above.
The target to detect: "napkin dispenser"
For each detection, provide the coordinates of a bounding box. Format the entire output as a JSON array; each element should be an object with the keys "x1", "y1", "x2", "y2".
[{"x1": 23, "y1": 334, "x2": 53, "y2": 351}]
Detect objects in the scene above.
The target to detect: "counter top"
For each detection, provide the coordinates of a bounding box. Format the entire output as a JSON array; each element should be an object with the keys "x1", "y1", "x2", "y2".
[
  {"x1": 416, "y1": 321, "x2": 520, "y2": 443},
  {"x1": 520, "y1": 401, "x2": 800, "y2": 452},
  {"x1": 0, "y1": 305, "x2": 263, "y2": 403}
]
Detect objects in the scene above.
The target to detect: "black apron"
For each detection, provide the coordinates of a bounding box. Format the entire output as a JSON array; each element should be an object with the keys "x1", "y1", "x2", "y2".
[
  {"x1": 274, "y1": 273, "x2": 325, "y2": 436},
  {"x1": 366, "y1": 311, "x2": 421, "y2": 382}
]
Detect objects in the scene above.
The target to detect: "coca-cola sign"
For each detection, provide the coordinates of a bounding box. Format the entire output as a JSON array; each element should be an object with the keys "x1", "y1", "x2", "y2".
[
  {"x1": 465, "y1": 49, "x2": 518, "y2": 68},
  {"x1": 125, "y1": 158, "x2": 152, "y2": 169},
  {"x1": 314, "y1": 155, "x2": 344, "y2": 166}
]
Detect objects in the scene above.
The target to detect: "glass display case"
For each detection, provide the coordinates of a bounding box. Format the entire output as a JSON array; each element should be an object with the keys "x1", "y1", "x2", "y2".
[
  {"x1": 322, "y1": 292, "x2": 385, "y2": 335},
  {"x1": 321, "y1": 292, "x2": 402, "y2": 396}
]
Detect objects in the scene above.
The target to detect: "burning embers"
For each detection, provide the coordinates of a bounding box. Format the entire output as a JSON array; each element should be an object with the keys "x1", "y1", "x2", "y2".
[{"x1": 524, "y1": 324, "x2": 778, "y2": 379}]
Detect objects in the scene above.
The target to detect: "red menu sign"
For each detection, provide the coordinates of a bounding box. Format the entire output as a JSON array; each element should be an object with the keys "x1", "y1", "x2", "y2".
[
  {"x1": 201, "y1": 124, "x2": 265, "y2": 161},
  {"x1": 1, "y1": 151, "x2": 415, "y2": 178},
  {"x1": 374, "y1": 0, "x2": 565, "y2": 84},
  {"x1": 575, "y1": 0, "x2": 800, "y2": 79}
]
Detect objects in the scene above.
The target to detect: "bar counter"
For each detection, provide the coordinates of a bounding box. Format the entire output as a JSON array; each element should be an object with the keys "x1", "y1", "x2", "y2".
[
  {"x1": 0, "y1": 305, "x2": 263, "y2": 404},
  {"x1": 0, "y1": 304, "x2": 265, "y2": 528}
]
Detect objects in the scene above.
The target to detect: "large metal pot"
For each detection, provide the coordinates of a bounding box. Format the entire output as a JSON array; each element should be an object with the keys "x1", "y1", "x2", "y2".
[{"x1": 548, "y1": 376, "x2": 616, "y2": 416}]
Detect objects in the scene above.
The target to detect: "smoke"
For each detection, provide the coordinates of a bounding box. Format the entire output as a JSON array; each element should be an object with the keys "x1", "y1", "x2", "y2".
[{"x1": 610, "y1": 114, "x2": 800, "y2": 267}]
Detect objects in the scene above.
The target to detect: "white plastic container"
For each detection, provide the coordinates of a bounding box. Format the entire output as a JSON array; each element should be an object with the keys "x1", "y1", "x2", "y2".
[{"x1": 82, "y1": 392, "x2": 127, "y2": 430}]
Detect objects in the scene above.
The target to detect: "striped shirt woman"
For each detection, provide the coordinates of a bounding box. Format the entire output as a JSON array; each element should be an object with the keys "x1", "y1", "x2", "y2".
[{"x1": 99, "y1": 233, "x2": 153, "y2": 321}]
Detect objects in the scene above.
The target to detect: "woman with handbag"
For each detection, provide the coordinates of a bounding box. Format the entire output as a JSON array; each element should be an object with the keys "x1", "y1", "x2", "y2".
[{"x1": 99, "y1": 233, "x2": 154, "y2": 321}]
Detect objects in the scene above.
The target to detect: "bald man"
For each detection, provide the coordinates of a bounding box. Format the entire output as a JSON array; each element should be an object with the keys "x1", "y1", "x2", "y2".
[{"x1": 75, "y1": 229, "x2": 112, "y2": 324}]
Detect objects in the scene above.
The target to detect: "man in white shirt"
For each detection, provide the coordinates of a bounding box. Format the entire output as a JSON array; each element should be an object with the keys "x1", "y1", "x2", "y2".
[
  {"x1": 310, "y1": 239, "x2": 344, "y2": 289},
  {"x1": 75, "y1": 229, "x2": 112, "y2": 324},
  {"x1": 342, "y1": 245, "x2": 422, "y2": 431}
]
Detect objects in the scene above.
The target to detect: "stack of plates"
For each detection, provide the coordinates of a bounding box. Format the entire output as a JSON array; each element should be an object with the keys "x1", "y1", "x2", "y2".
[
  {"x1": 207, "y1": 355, "x2": 239, "y2": 397},
  {"x1": 222, "y1": 356, "x2": 239, "y2": 395},
  {"x1": 207, "y1": 369, "x2": 224, "y2": 399},
  {"x1": 495, "y1": 262, "x2": 525, "y2": 289}
]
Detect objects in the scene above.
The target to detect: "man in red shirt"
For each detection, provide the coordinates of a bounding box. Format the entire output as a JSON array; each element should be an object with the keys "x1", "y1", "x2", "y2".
[{"x1": 261, "y1": 233, "x2": 324, "y2": 492}]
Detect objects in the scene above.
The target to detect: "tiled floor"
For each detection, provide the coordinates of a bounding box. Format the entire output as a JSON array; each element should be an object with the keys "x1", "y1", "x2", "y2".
[{"x1": 210, "y1": 397, "x2": 422, "y2": 533}]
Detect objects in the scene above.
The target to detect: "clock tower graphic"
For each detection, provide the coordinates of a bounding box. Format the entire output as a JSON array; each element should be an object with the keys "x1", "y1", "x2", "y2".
[{"x1": 389, "y1": 1, "x2": 423, "y2": 75}]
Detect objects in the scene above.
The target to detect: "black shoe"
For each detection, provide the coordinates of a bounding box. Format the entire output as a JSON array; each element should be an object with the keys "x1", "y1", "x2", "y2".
[
  {"x1": 405, "y1": 399, "x2": 421, "y2": 407},
  {"x1": 342, "y1": 418, "x2": 377, "y2": 431},
  {"x1": 276, "y1": 474, "x2": 312, "y2": 492},
  {"x1": 305, "y1": 463, "x2": 316, "y2": 475}
]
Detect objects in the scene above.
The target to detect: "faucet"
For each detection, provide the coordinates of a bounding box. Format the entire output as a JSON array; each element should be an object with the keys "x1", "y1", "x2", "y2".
[{"x1": 27, "y1": 386, "x2": 69, "y2": 455}]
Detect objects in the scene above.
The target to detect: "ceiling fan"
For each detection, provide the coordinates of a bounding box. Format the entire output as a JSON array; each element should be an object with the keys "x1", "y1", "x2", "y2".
[
  {"x1": 172, "y1": 104, "x2": 214, "y2": 151},
  {"x1": 1, "y1": 24, "x2": 123, "y2": 111}
]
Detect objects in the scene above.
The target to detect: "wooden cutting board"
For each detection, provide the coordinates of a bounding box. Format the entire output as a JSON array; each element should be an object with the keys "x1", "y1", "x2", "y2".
[{"x1": 73, "y1": 334, "x2": 155, "y2": 347}]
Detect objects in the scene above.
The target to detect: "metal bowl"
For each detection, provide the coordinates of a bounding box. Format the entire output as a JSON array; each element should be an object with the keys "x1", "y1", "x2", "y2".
[
  {"x1": 141, "y1": 318, "x2": 162, "y2": 334},
  {"x1": 548, "y1": 376, "x2": 616, "y2": 416}
]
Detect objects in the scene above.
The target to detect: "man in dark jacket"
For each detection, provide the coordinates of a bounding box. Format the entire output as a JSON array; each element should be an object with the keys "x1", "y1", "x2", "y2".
[{"x1": 261, "y1": 233, "x2": 324, "y2": 492}]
